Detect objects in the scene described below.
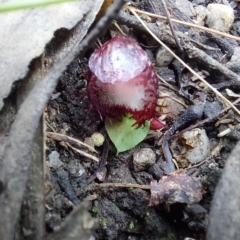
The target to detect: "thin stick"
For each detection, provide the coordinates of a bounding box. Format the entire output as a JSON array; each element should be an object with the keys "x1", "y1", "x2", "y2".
[
  {"x1": 160, "y1": 93, "x2": 187, "y2": 108},
  {"x1": 128, "y1": 7, "x2": 240, "y2": 116},
  {"x1": 86, "y1": 136, "x2": 109, "y2": 184},
  {"x1": 186, "y1": 156, "x2": 212, "y2": 170},
  {"x1": 112, "y1": 20, "x2": 125, "y2": 35},
  {"x1": 66, "y1": 143, "x2": 99, "y2": 162},
  {"x1": 129, "y1": 7, "x2": 240, "y2": 42},
  {"x1": 86, "y1": 182, "x2": 151, "y2": 191},
  {"x1": 46, "y1": 131, "x2": 97, "y2": 153},
  {"x1": 157, "y1": 74, "x2": 175, "y2": 90},
  {"x1": 97, "y1": 38, "x2": 102, "y2": 47},
  {"x1": 160, "y1": 0, "x2": 182, "y2": 51}
]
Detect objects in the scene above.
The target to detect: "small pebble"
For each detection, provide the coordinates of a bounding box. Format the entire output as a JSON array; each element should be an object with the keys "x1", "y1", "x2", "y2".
[
  {"x1": 84, "y1": 137, "x2": 95, "y2": 149},
  {"x1": 175, "y1": 0, "x2": 194, "y2": 18},
  {"x1": 46, "y1": 151, "x2": 63, "y2": 168},
  {"x1": 183, "y1": 128, "x2": 210, "y2": 164},
  {"x1": 51, "y1": 92, "x2": 61, "y2": 100},
  {"x1": 96, "y1": 167, "x2": 107, "y2": 182},
  {"x1": 133, "y1": 148, "x2": 156, "y2": 172},
  {"x1": 208, "y1": 162, "x2": 219, "y2": 170},
  {"x1": 195, "y1": 5, "x2": 209, "y2": 26},
  {"x1": 186, "y1": 203, "x2": 207, "y2": 219},
  {"x1": 192, "y1": 0, "x2": 205, "y2": 6},
  {"x1": 206, "y1": 4, "x2": 234, "y2": 32},
  {"x1": 226, "y1": 47, "x2": 240, "y2": 73},
  {"x1": 203, "y1": 101, "x2": 222, "y2": 118},
  {"x1": 68, "y1": 160, "x2": 85, "y2": 177},
  {"x1": 155, "y1": 47, "x2": 174, "y2": 67}
]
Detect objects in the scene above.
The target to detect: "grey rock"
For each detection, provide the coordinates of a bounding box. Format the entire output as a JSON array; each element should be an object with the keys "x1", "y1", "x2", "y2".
[
  {"x1": 133, "y1": 148, "x2": 156, "y2": 172},
  {"x1": 47, "y1": 151, "x2": 63, "y2": 168},
  {"x1": 206, "y1": 4, "x2": 234, "y2": 32},
  {"x1": 203, "y1": 101, "x2": 222, "y2": 118},
  {"x1": 155, "y1": 47, "x2": 174, "y2": 67},
  {"x1": 68, "y1": 160, "x2": 85, "y2": 177}
]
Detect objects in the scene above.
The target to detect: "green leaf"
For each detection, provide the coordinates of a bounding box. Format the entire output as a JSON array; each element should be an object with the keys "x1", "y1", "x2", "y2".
[
  {"x1": 0, "y1": 0, "x2": 77, "y2": 13},
  {"x1": 105, "y1": 115, "x2": 150, "y2": 154}
]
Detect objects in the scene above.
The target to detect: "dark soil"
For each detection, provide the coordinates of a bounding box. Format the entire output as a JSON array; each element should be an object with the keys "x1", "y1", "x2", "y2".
[{"x1": 45, "y1": 53, "x2": 236, "y2": 240}]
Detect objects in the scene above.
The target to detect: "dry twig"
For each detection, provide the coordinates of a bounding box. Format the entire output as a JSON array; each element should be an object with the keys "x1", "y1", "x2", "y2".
[
  {"x1": 66, "y1": 143, "x2": 99, "y2": 162},
  {"x1": 86, "y1": 182, "x2": 150, "y2": 191},
  {"x1": 160, "y1": 0, "x2": 182, "y2": 51},
  {"x1": 46, "y1": 132, "x2": 99, "y2": 162},
  {"x1": 131, "y1": 7, "x2": 240, "y2": 42},
  {"x1": 46, "y1": 132, "x2": 97, "y2": 153}
]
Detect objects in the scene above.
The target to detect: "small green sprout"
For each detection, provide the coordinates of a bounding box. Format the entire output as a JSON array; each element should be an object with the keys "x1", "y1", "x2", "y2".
[
  {"x1": 167, "y1": 232, "x2": 175, "y2": 239},
  {"x1": 0, "y1": 0, "x2": 76, "y2": 13},
  {"x1": 128, "y1": 220, "x2": 135, "y2": 230},
  {"x1": 91, "y1": 207, "x2": 99, "y2": 214},
  {"x1": 128, "y1": 186, "x2": 134, "y2": 192},
  {"x1": 100, "y1": 218, "x2": 107, "y2": 229},
  {"x1": 114, "y1": 206, "x2": 120, "y2": 212}
]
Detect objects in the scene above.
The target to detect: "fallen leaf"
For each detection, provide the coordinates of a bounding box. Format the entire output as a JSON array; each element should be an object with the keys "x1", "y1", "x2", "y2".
[
  {"x1": 0, "y1": 1, "x2": 105, "y2": 239},
  {"x1": 0, "y1": 0, "x2": 104, "y2": 110},
  {"x1": 96, "y1": 0, "x2": 113, "y2": 19},
  {"x1": 149, "y1": 170, "x2": 202, "y2": 207}
]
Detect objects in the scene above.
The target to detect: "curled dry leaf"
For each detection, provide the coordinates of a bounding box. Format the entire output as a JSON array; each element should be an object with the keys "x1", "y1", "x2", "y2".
[
  {"x1": 0, "y1": 0, "x2": 104, "y2": 110},
  {"x1": 149, "y1": 170, "x2": 202, "y2": 207}
]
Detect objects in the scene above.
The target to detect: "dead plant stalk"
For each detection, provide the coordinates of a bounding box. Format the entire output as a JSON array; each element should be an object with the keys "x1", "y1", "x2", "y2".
[{"x1": 129, "y1": 7, "x2": 240, "y2": 42}]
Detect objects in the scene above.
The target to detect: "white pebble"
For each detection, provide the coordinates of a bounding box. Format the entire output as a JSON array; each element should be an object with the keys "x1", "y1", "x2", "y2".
[
  {"x1": 47, "y1": 151, "x2": 63, "y2": 168},
  {"x1": 133, "y1": 148, "x2": 156, "y2": 172},
  {"x1": 195, "y1": 5, "x2": 209, "y2": 26},
  {"x1": 155, "y1": 47, "x2": 174, "y2": 67},
  {"x1": 68, "y1": 160, "x2": 85, "y2": 177},
  {"x1": 183, "y1": 128, "x2": 210, "y2": 164},
  {"x1": 206, "y1": 4, "x2": 234, "y2": 32}
]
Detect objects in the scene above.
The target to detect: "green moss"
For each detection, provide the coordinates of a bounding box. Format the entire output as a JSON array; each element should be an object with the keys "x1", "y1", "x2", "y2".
[
  {"x1": 114, "y1": 206, "x2": 120, "y2": 212},
  {"x1": 100, "y1": 218, "x2": 107, "y2": 229},
  {"x1": 167, "y1": 232, "x2": 175, "y2": 239},
  {"x1": 91, "y1": 207, "x2": 99, "y2": 214},
  {"x1": 128, "y1": 220, "x2": 135, "y2": 230},
  {"x1": 128, "y1": 187, "x2": 134, "y2": 192}
]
